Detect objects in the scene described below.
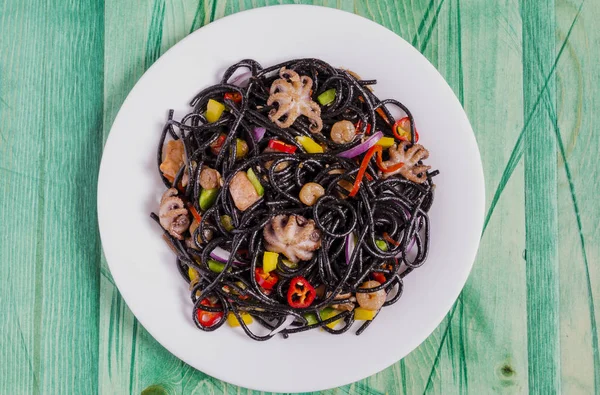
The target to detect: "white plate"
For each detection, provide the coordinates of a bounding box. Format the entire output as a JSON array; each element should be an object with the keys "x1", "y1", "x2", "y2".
[{"x1": 98, "y1": 5, "x2": 484, "y2": 393}]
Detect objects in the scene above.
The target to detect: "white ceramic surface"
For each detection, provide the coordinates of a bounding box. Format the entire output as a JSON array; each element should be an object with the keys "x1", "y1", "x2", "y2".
[{"x1": 98, "y1": 5, "x2": 485, "y2": 393}]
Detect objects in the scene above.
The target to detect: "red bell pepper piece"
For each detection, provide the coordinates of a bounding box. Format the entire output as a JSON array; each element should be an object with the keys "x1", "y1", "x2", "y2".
[
  {"x1": 287, "y1": 276, "x2": 316, "y2": 308},
  {"x1": 268, "y1": 139, "x2": 297, "y2": 154},
  {"x1": 224, "y1": 92, "x2": 242, "y2": 103},
  {"x1": 196, "y1": 297, "x2": 223, "y2": 327},
  {"x1": 210, "y1": 133, "x2": 227, "y2": 155},
  {"x1": 371, "y1": 272, "x2": 386, "y2": 284},
  {"x1": 255, "y1": 268, "x2": 279, "y2": 290}
]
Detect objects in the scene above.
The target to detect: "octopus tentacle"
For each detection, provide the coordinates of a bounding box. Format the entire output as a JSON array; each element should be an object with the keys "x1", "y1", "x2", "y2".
[{"x1": 267, "y1": 68, "x2": 323, "y2": 133}]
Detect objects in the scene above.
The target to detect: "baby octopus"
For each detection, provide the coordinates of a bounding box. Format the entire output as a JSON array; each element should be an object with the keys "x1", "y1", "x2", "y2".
[
  {"x1": 263, "y1": 214, "x2": 322, "y2": 263},
  {"x1": 159, "y1": 188, "x2": 190, "y2": 240},
  {"x1": 381, "y1": 141, "x2": 431, "y2": 184},
  {"x1": 267, "y1": 68, "x2": 323, "y2": 133}
]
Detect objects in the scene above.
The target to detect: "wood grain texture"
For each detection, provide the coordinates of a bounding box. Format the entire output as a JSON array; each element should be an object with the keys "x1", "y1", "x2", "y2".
[
  {"x1": 0, "y1": 0, "x2": 104, "y2": 394},
  {"x1": 522, "y1": 1, "x2": 561, "y2": 392},
  {"x1": 1, "y1": 0, "x2": 599, "y2": 394}
]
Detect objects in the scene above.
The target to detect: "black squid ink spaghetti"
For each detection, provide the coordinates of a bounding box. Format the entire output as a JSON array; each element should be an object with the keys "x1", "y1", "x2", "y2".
[{"x1": 151, "y1": 58, "x2": 438, "y2": 340}]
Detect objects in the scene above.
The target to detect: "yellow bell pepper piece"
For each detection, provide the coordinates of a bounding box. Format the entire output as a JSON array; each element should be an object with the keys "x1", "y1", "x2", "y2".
[
  {"x1": 227, "y1": 312, "x2": 253, "y2": 327},
  {"x1": 263, "y1": 251, "x2": 279, "y2": 273},
  {"x1": 354, "y1": 307, "x2": 377, "y2": 321},
  {"x1": 376, "y1": 136, "x2": 396, "y2": 148},
  {"x1": 296, "y1": 136, "x2": 324, "y2": 153},
  {"x1": 319, "y1": 307, "x2": 342, "y2": 329},
  {"x1": 206, "y1": 99, "x2": 225, "y2": 123},
  {"x1": 188, "y1": 267, "x2": 199, "y2": 282}
]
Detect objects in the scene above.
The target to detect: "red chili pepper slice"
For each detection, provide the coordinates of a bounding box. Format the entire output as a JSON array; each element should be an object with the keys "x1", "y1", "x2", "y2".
[
  {"x1": 224, "y1": 92, "x2": 242, "y2": 103},
  {"x1": 375, "y1": 146, "x2": 404, "y2": 173},
  {"x1": 196, "y1": 297, "x2": 223, "y2": 327},
  {"x1": 287, "y1": 276, "x2": 316, "y2": 308},
  {"x1": 371, "y1": 272, "x2": 386, "y2": 284},
  {"x1": 268, "y1": 139, "x2": 297, "y2": 154},
  {"x1": 255, "y1": 268, "x2": 279, "y2": 290},
  {"x1": 382, "y1": 232, "x2": 400, "y2": 247},
  {"x1": 188, "y1": 204, "x2": 202, "y2": 223},
  {"x1": 355, "y1": 120, "x2": 372, "y2": 135},
  {"x1": 358, "y1": 96, "x2": 390, "y2": 125},
  {"x1": 393, "y1": 117, "x2": 419, "y2": 142},
  {"x1": 210, "y1": 133, "x2": 227, "y2": 155}
]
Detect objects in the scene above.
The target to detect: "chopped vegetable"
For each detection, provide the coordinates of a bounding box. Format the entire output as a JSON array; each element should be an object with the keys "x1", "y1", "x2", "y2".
[
  {"x1": 348, "y1": 145, "x2": 378, "y2": 197},
  {"x1": 382, "y1": 232, "x2": 400, "y2": 247},
  {"x1": 252, "y1": 127, "x2": 266, "y2": 141},
  {"x1": 268, "y1": 139, "x2": 297, "y2": 154},
  {"x1": 188, "y1": 204, "x2": 202, "y2": 223},
  {"x1": 296, "y1": 136, "x2": 324, "y2": 153},
  {"x1": 220, "y1": 215, "x2": 234, "y2": 231},
  {"x1": 287, "y1": 276, "x2": 316, "y2": 308},
  {"x1": 355, "y1": 120, "x2": 372, "y2": 135},
  {"x1": 188, "y1": 266, "x2": 199, "y2": 283},
  {"x1": 354, "y1": 307, "x2": 377, "y2": 321},
  {"x1": 393, "y1": 117, "x2": 419, "y2": 142},
  {"x1": 263, "y1": 251, "x2": 279, "y2": 273},
  {"x1": 375, "y1": 239, "x2": 388, "y2": 251},
  {"x1": 371, "y1": 272, "x2": 386, "y2": 284},
  {"x1": 210, "y1": 133, "x2": 227, "y2": 155},
  {"x1": 227, "y1": 312, "x2": 253, "y2": 327},
  {"x1": 196, "y1": 298, "x2": 223, "y2": 327},
  {"x1": 235, "y1": 138, "x2": 249, "y2": 159},
  {"x1": 208, "y1": 259, "x2": 225, "y2": 273},
  {"x1": 319, "y1": 307, "x2": 342, "y2": 329},
  {"x1": 303, "y1": 312, "x2": 318, "y2": 326},
  {"x1": 375, "y1": 136, "x2": 395, "y2": 148},
  {"x1": 206, "y1": 99, "x2": 225, "y2": 123},
  {"x1": 224, "y1": 92, "x2": 242, "y2": 103},
  {"x1": 282, "y1": 258, "x2": 298, "y2": 269},
  {"x1": 255, "y1": 267, "x2": 279, "y2": 290},
  {"x1": 317, "y1": 89, "x2": 336, "y2": 106},
  {"x1": 246, "y1": 168, "x2": 264, "y2": 196},
  {"x1": 337, "y1": 131, "x2": 383, "y2": 159},
  {"x1": 199, "y1": 188, "x2": 219, "y2": 211}
]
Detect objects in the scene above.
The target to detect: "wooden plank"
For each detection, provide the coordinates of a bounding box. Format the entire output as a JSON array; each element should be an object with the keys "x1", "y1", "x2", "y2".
[
  {"x1": 555, "y1": 1, "x2": 600, "y2": 394},
  {"x1": 0, "y1": 0, "x2": 104, "y2": 394},
  {"x1": 522, "y1": 1, "x2": 561, "y2": 393}
]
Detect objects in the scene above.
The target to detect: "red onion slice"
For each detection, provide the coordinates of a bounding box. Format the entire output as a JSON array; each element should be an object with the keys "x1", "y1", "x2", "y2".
[
  {"x1": 230, "y1": 71, "x2": 252, "y2": 86},
  {"x1": 209, "y1": 246, "x2": 245, "y2": 265},
  {"x1": 337, "y1": 131, "x2": 383, "y2": 158},
  {"x1": 251, "y1": 127, "x2": 266, "y2": 142}
]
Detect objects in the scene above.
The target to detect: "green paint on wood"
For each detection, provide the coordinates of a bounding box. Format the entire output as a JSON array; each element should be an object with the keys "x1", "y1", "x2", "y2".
[
  {"x1": 145, "y1": 0, "x2": 166, "y2": 69},
  {"x1": 482, "y1": 5, "x2": 583, "y2": 234},
  {"x1": 1, "y1": 1, "x2": 599, "y2": 394},
  {"x1": 0, "y1": 0, "x2": 104, "y2": 393},
  {"x1": 522, "y1": 1, "x2": 560, "y2": 393}
]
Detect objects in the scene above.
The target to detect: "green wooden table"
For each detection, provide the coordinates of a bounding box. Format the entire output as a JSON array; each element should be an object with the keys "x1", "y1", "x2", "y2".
[{"x1": 1, "y1": 0, "x2": 598, "y2": 394}]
